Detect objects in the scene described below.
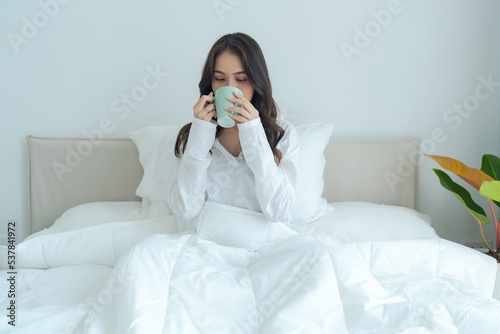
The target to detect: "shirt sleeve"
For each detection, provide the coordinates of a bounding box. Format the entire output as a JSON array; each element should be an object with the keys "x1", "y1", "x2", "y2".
[
  {"x1": 237, "y1": 118, "x2": 300, "y2": 222},
  {"x1": 168, "y1": 117, "x2": 217, "y2": 219}
]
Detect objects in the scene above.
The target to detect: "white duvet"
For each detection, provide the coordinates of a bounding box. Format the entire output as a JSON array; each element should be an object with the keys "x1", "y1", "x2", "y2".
[{"x1": 1, "y1": 201, "x2": 500, "y2": 334}]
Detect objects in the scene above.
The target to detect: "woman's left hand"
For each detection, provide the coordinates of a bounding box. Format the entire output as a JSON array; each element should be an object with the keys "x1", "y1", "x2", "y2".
[{"x1": 226, "y1": 92, "x2": 259, "y2": 123}]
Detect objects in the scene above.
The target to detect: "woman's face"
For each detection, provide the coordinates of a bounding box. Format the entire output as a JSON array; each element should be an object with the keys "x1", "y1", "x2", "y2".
[{"x1": 211, "y1": 51, "x2": 254, "y2": 102}]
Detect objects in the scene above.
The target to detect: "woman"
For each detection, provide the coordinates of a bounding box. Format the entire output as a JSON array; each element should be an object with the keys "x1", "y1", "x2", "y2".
[
  {"x1": 168, "y1": 32, "x2": 301, "y2": 224},
  {"x1": 80, "y1": 33, "x2": 341, "y2": 334}
]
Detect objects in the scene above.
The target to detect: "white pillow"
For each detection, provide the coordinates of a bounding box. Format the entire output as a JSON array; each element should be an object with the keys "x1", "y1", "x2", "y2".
[
  {"x1": 193, "y1": 201, "x2": 296, "y2": 250},
  {"x1": 293, "y1": 201, "x2": 437, "y2": 242},
  {"x1": 290, "y1": 123, "x2": 334, "y2": 224},
  {"x1": 130, "y1": 125, "x2": 183, "y2": 218},
  {"x1": 9, "y1": 216, "x2": 178, "y2": 269},
  {"x1": 130, "y1": 122, "x2": 334, "y2": 223},
  {"x1": 24, "y1": 201, "x2": 142, "y2": 240},
  {"x1": 10, "y1": 201, "x2": 178, "y2": 269}
]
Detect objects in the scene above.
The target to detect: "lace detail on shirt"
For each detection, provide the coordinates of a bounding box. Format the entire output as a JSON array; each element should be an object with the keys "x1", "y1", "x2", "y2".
[{"x1": 206, "y1": 145, "x2": 261, "y2": 212}]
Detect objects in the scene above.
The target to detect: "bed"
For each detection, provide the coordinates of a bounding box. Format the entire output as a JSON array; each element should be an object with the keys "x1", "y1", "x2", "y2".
[{"x1": 2, "y1": 122, "x2": 500, "y2": 333}]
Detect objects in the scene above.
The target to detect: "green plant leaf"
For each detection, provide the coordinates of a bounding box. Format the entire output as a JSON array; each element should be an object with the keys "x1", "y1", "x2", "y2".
[
  {"x1": 479, "y1": 181, "x2": 500, "y2": 203},
  {"x1": 481, "y1": 154, "x2": 500, "y2": 180},
  {"x1": 481, "y1": 154, "x2": 500, "y2": 208},
  {"x1": 432, "y1": 169, "x2": 489, "y2": 224}
]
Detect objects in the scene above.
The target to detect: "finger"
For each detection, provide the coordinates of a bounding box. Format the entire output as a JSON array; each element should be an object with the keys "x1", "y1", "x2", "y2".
[
  {"x1": 194, "y1": 93, "x2": 214, "y2": 110},
  {"x1": 206, "y1": 92, "x2": 214, "y2": 104},
  {"x1": 232, "y1": 91, "x2": 244, "y2": 99},
  {"x1": 227, "y1": 95, "x2": 247, "y2": 107},
  {"x1": 225, "y1": 106, "x2": 245, "y2": 117},
  {"x1": 203, "y1": 105, "x2": 215, "y2": 116},
  {"x1": 205, "y1": 104, "x2": 215, "y2": 113},
  {"x1": 201, "y1": 109, "x2": 216, "y2": 122},
  {"x1": 229, "y1": 91, "x2": 249, "y2": 104},
  {"x1": 206, "y1": 110, "x2": 216, "y2": 120},
  {"x1": 227, "y1": 95, "x2": 255, "y2": 114},
  {"x1": 197, "y1": 104, "x2": 210, "y2": 114},
  {"x1": 195, "y1": 104, "x2": 213, "y2": 120},
  {"x1": 226, "y1": 106, "x2": 252, "y2": 119},
  {"x1": 228, "y1": 113, "x2": 249, "y2": 123}
]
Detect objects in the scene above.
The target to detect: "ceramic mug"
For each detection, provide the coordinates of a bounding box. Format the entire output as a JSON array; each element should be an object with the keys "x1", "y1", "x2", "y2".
[{"x1": 214, "y1": 86, "x2": 243, "y2": 128}]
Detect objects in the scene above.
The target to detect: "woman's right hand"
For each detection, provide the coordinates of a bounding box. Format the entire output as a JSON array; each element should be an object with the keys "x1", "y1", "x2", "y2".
[{"x1": 193, "y1": 92, "x2": 216, "y2": 122}]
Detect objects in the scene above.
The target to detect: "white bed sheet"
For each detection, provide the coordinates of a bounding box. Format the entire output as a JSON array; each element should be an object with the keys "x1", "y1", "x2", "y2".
[
  {"x1": 1, "y1": 201, "x2": 499, "y2": 334},
  {"x1": 0, "y1": 265, "x2": 112, "y2": 333}
]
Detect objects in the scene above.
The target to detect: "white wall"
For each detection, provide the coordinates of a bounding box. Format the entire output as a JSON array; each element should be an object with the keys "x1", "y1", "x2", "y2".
[{"x1": 1, "y1": 0, "x2": 500, "y2": 245}]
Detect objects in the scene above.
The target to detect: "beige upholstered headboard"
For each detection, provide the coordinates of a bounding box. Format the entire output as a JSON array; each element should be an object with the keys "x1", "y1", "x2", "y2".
[
  {"x1": 323, "y1": 139, "x2": 420, "y2": 208},
  {"x1": 27, "y1": 136, "x2": 420, "y2": 234},
  {"x1": 27, "y1": 136, "x2": 143, "y2": 234}
]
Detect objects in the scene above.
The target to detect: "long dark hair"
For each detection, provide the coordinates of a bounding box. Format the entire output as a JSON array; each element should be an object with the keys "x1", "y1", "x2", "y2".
[{"x1": 174, "y1": 32, "x2": 285, "y2": 164}]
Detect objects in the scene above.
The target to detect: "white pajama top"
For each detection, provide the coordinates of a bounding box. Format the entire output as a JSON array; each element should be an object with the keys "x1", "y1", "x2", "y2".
[{"x1": 168, "y1": 117, "x2": 300, "y2": 222}]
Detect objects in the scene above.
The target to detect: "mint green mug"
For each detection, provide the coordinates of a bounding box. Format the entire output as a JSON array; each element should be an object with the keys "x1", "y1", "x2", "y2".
[{"x1": 214, "y1": 86, "x2": 243, "y2": 128}]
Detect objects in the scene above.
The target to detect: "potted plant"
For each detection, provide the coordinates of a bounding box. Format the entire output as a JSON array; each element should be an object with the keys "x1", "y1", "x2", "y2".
[{"x1": 426, "y1": 154, "x2": 500, "y2": 263}]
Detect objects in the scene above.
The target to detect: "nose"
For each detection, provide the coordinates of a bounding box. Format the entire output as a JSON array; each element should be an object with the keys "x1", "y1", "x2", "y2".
[{"x1": 227, "y1": 78, "x2": 238, "y2": 87}]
